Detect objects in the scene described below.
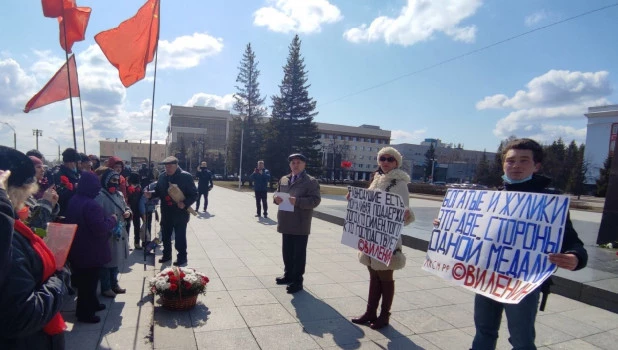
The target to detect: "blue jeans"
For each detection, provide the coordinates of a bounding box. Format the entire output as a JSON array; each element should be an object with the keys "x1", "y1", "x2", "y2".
[
  {"x1": 472, "y1": 289, "x2": 540, "y2": 350},
  {"x1": 99, "y1": 267, "x2": 119, "y2": 292}
]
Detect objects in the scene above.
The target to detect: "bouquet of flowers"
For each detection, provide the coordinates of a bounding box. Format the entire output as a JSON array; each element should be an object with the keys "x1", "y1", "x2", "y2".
[{"x1": 149, "y1": 267, "x2": 209, "y2": 299}]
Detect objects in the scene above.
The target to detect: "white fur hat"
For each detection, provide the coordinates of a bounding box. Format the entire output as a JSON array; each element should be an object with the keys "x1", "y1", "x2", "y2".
[{"x1": 377, "y1": 146, "x2": 402, "y2": 168}]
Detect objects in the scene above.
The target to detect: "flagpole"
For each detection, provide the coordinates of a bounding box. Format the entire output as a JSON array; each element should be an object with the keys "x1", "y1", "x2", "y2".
[
  {"x1": 146, "y1": 0, "x2": 161, "y2": 262},
  {"x1": 79, "y1": 96, "x2": 86, "y2": 153},
  {"x1": 62, "y1": 12, "x2": 77, "y2": 150}
]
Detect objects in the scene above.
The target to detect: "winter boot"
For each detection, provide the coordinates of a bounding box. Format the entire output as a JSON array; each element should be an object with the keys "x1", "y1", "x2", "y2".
[
  {"x1": 370, "y1": 280, "x2": 394, "y2": 329},
  {"x1": 352, "y1": 278, "x2": 381, "y2": 324}
]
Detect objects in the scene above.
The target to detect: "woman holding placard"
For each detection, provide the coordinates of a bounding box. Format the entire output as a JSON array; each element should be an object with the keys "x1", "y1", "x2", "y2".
[
  {"x1": 0, "y1": 146, "x2": 67, "y2": 349},
  {"x1": 350, "y1": 146, "x2": 414, "y2": 330}
]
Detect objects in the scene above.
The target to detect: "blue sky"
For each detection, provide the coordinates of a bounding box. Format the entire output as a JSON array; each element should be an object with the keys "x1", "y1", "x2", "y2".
[{"x1": 1, "y1": 0, "x2": 617, "y2": 160}]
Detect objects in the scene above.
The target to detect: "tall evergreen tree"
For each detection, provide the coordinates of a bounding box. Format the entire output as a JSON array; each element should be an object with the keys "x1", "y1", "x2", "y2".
[
  {"x1": 424, "y1": 143, "x2": 436, "y2": 181},
  {"x1": 229, "y1": 43, "x2": 267, "y2": 179},
  {"x1": 596, "y1": 154, "x2": 612, "y2": 197},
  {"x1": 264, "y1": 35, "x2": 320, "y2": 178},
  {"x1": 474, "y1": 151, "x2": 491, "y2": 185},
  {"x1": 566, "y1": 144, "x2": 587, "y2": 199}
]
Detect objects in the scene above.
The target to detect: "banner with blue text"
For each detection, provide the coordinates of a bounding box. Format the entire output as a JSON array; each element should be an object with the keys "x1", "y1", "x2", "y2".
[
  {"x1": 423, "y1": 189, "x2": 569, "y2": 304},
  {"x1": 341, "y1": 186, "x2": 406, "y2": 266}
]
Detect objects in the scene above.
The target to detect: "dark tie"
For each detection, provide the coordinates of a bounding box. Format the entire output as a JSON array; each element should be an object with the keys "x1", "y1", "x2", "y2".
[{"x1": 291, "y1": 175, "x2": 297, "y2": 184}]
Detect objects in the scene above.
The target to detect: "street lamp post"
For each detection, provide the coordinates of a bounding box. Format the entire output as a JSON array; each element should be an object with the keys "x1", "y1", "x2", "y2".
[
  {"x1": 1, "y1": 122, "x2": 16, "y2": 149},
  {"x1": 49, "y1": 137, "x2": 61, "y2": 164},
  {"x1": 430, "y1": 158, "x2": 436, "y2": 183},
  {"x1": 238, "y1": 115, "x2": 246, "y2": 189},
  {"x1": 33, "y1": 129, "x2": 43, "y2": 150}
]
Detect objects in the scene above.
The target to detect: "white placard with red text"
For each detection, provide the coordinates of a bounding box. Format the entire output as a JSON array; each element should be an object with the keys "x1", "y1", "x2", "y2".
[
  {"x1": 423, "y1": 189, "x2": 569, "y2": 304},
  {"x1": 341, "y1": 186, "x2": 406, "y2": 266}
]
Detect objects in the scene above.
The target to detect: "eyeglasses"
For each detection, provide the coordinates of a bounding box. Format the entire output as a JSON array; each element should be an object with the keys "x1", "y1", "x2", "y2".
[{"x1": 379, "y1": 156, "x2": 396, "y2": 162}]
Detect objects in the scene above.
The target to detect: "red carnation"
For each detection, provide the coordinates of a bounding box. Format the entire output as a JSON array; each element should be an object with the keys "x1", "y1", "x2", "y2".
[
  {"x1": 183, "y1": 281, "x2": 192, "y2": 289},
  {"x1": 169, "y1": 283, "x2": 178, "y2": 291},
  {"x1": 201, "y1": 276, "x2": 209, "y2": 284},
  {"x1": 60, "y1": 175, "x2": 74, "y2": 191},
  {"x1": 169, "y1": 276, "x2": 178, "y2": 283}
]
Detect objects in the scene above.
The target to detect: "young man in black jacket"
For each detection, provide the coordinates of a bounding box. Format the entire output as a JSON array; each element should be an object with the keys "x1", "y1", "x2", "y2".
[
  {"x1": 195, "y1": 161, "x2": 213, "y2": 212},
  {"x1": 145, "y1": 156, "x2": 197, "y2": 266},
  {"x1": 470, "y1": 138, "x2": 588, "y2": 350}
]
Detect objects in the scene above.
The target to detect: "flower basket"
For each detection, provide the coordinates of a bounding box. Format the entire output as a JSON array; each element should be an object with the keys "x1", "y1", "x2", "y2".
[
  {"x1": 161, "y1": 293, "x2": 198, "y2": 311},
  {"x1": 149, "y1": 266, "x2": 209, "y2": 311}
]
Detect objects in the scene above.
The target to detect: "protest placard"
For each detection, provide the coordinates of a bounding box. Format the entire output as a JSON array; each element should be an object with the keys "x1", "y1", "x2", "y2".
[
  {"x1": 422, "y1": 189, "x2": 570, "y2": 304},
  {"x1": 44, "y1": 223, "x2": 77, "y2": 270},
  {"x1": 341, "y1": 186, "x2": 406, "y2": 266}
]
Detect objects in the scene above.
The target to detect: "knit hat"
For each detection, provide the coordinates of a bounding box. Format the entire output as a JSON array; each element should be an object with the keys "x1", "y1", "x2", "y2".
[
  {"x1": 79, "y1": 153, "x2": 90, "y2": 162},
  {"x1": 62, "y1": 148, "x2": 80, "y2": 163},
  {"x1": 106, "y1": 156, "x2": 124, "y2": 168},
  {"x1": 377, "y1": 146, "x2": 403, "y2": 168},
  {"x1": 29, "y1": 155, "x2": 43, "y2": 167},
  {"x1": 0, "y1": 145, "x2": 36, "y2": 187}
]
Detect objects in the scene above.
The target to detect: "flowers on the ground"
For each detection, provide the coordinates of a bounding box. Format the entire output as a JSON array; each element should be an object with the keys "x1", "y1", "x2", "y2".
[{"x1": 149, "y1": 267, "x2": 209, "y2": 298}]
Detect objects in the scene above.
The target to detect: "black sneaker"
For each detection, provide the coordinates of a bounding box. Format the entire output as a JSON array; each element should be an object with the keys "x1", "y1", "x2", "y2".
[
  {"x1": 275, "y1": 276, "x2": 291, "y2": 285},
  {"x1": 158, "y1": 257, "x2": 171, "y2": 263},
  {"x1": 255, "y1": 214, "x2": 261, "y2": 217},
  {"x1": 173, "y1": 260, "x2": 187, "y2": 266},
  {"x1": 286, "y1": 282, "x2": 303, "y2": 294}
]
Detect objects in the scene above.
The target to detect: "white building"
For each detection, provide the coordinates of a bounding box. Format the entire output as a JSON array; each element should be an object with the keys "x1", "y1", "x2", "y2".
[{"x1": 584, "y1": 105, "x2": 618, "y2": 184}]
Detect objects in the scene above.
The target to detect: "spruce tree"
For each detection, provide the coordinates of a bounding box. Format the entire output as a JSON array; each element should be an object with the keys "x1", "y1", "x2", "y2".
[
  {"x1": 596, "y1": 154, "x2": 612, "y2": 197},
  {"x1": 264, "y1": 35, "x2": 320, "y2": 178},
  {"x1": 474, "y1": 151, "x2": 491, "y2": 185},
  {"x1": 229, "y1": 43, "x2": 267, "y2": 180},
  {"x1": 566, "y1": 144, "x2": 587, "y2": 199},
  {"x1": 424, "y1": 144, "x2": 436, "y2": 181}
]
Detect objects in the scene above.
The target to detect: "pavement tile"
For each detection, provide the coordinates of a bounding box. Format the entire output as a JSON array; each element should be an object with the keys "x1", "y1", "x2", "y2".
[
  {"x1": 198, "y1": 290, "x2": 235, "y2": 308},
  {"x1": 302, "y1": 317, "x2": 366, "y2": 347},
  {"x1": 560, "y1": 306, "x2": 618, "y2": 331},
  {"x1": 373, "y1": 334, "x2": 442, "y2": 350},
  {"x1": 420, "y1": 328, "x2": 474, "y2": 349},
  {"x1": 104, "y1": 326, "x2": 152, "y2": 350},
  {"x1": 251, "y1": 323, "x2": 321, "y2": 350},
  {"x1": 238, "y1": 304, "x2": 297, "y2": 327},
  {"x1": 391, "y1": 309, "x2": 455, "y2": 334},
  {"x1": 194, "y1": 328, "x2": 260, "y2": 350},
  {"x1": 65, "y1": 329, "x2": 105, "y2": 350},
  {"x1": 228, "y1": 288, "x2": 278, "y2": 306},
  {"x1": 307, "y1": 283, "x2": 356, "y2": 299},
  {"x1": 546, "y1": 339, "x2": 605, "y2": 350},
  {"x1": 581, "y1": 328, "x2": 618, "y2": 350},
  {"x1": 220, "y1": 276, "x2": 265, "y2": 290},
  {"x1": 190, "y1": 305, "x2": 246, "y2": 332}
]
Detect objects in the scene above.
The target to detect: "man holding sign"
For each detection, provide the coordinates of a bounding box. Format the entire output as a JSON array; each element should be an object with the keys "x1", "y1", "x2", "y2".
[
  {"x1": 431, "y1": 139, "x2": 587, "y2": 350},
  {"x1": 346, "y1": 147, "x2": 414, "y2": 330},
  {"x1": 273, "y1": 153, "x2": 321, "y2": 294}
]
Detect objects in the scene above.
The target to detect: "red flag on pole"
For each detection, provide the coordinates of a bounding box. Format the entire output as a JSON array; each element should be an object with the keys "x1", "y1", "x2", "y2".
[
  {"x1": 41, "y1": 0, "x2": 75, "y2": 18},
  {"x1": 95, "y1": 0, "x2": 160, "y2": 88},
  {"x1": 24, "y1": 54, "x2": 80, "y2": 113},
  {"x1": 59, "y1": 6, "x2": 91, "y2": 53}
]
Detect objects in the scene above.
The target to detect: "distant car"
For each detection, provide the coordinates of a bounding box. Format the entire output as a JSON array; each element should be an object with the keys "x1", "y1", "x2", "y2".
[
  {"x1": 213, "y1": 174, "x2": 223, "y2": 180},
  {"x1": 433, "y1": 181, "x2": 446, "y2": 186},
  {"x1": 343, "y1": 178, "x2": 354, "y2": 184},
  {"x1": 227, "y1": 174, "x2": 237, "y2": 180}
]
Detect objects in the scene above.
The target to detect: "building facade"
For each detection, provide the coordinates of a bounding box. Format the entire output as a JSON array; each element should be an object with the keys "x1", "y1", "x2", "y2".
[
  {"x1": 392, "y1": 141, "x2": 495, "y2": 183},
  {"x1": 584, "y1": 104, "x2": 618, "y2": 184},
  {"x1": 99, "y1": 139, "x2": 166, "y2": 166},
  {"x1": 166, "y1": 105, "x2": 234, "y2": 156},
  {"x1": 316, "y1": 122, "x2": 391, "y2": 180}
]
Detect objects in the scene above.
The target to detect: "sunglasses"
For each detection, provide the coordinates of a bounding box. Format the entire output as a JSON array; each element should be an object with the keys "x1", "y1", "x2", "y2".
[{"x1": 379, "y1": 156, "x2": 396, "y2": 162}]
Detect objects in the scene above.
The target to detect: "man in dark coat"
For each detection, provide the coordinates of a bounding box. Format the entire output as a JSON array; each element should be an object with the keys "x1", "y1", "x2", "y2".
[
  {"x1": 53, "y1": 148, "x2": 81, "y2": 218},
  {"x1": 470, "y1": 138, "x2": 588, "y2": 350},
  {"x1": 145, "y1": 156, "x2": 197, "y2": 266},
  {"x1": 250, "y1": 160, "x2": 271, "y2": 218},
  {"x1": 273, "y1": 153, "x2": 321, "y2": 294},
  {"x1": 195, "y1": 161, "x2": 213, "y2": 212}
]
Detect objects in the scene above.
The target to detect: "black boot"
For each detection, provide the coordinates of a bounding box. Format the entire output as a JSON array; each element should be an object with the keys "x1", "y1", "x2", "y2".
[
  {"x1": 370, "y1": 280, "x2": 394, "y2": 329},
  {"x1": 352, "y1": 277, "x2": 381, "y2": 324}
]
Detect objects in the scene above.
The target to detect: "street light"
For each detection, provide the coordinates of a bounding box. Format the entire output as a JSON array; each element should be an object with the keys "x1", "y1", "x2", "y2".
[
  {"x1": 1, "y1": 122, "x2": 16, "y2": 149},
  {"x1": 238, "y1": 114, "x2": 246, "y2": 189},
  {"x1": 49, "y1": 137, "x2": 61, "y2": 164}
]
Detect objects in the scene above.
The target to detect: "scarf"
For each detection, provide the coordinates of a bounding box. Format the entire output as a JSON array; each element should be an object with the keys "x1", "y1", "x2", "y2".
[{"x1": 14, "y1": 220, "x2": 66, "y2": 335}]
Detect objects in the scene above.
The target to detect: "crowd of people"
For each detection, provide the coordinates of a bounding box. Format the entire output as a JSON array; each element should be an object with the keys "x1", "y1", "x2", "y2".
[{"x1": 0, "y1": 138, "x2": 589, "y2": 349}]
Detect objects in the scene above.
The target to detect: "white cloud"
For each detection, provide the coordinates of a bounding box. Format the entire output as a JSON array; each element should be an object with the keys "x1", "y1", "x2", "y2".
[
  {"x1": 391, "y1": 128, "x2": 427, "y2": 144},
  {"x1": 254, "y1": 0, "x2": 342, "y2": 34},
  {"x1": 185, "y1": 93, "x2": 236, "y2": 111},
  {"x1": 0, "y1": 58, "x2": 37, "y2": 114},
  {"x1": 343, "y1": 0, "x2": 482, "y2": 46},
  {"x1": 524, "y1": 10, "x2": 547, "y2": 27},
  {"x1": 158, "y1": 32, "x2": 224, "y2": 69},
  {"x1": 476, "y1": 70, "x2": 613, "y2": 143}
]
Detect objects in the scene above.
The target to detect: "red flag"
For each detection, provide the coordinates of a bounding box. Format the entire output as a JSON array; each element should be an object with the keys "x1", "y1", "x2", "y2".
[
  {"x1": 24, "y1": 55, "x2": 80, "y2": 113},
  {"x1": 59, "y1": 6, "x2": 91, "y2": 53},
  {"x1": 95, "y1": 0, "x2": 160, "y2": 87},
  {"x1": 41, "y1": 0, "x2": 75, "y2": 18}
]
